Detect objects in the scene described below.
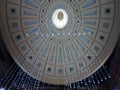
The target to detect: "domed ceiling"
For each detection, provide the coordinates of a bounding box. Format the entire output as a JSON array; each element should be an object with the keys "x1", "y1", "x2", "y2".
[{"x1": 0, "y1": 0, "x2": 120, "y2": 85}]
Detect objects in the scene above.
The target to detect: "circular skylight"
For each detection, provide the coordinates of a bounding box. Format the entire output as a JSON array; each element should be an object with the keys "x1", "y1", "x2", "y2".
[
  {"x1": 52, "y1": 9, "x2": 68, "y2": 29},
  {"x1": 0, "y1": 0, "x2": 120, "y2": 85}
]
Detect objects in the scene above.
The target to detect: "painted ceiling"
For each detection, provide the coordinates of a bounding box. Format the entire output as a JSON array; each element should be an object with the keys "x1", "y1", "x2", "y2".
[{"x1": 0, "y1": 0, "x2": 120, "y2": 85}]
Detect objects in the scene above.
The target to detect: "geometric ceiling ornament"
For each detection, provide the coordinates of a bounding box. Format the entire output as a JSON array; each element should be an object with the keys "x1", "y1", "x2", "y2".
[{"x1": 0, "y1": 0, "x2": 120, "y2": 85}]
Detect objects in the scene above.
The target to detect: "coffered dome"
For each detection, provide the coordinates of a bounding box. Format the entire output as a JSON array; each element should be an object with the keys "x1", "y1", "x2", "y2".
[{"x1": 0, "y1": 0, "x2": 120, "y2": 85}]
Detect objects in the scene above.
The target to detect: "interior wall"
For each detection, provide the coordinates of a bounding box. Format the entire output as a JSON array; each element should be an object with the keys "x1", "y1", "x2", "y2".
[{"x1": 0, "y1": 38, "x2": 14, "y2": 79}]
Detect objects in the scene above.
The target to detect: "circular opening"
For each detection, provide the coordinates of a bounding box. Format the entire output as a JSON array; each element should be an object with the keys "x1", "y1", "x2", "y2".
[{"x1": 52, "y1": 9, "x2": 68, "y2": 29}]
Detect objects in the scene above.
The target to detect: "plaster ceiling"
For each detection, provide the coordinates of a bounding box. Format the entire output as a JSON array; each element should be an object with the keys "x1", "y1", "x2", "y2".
[{"x1": 0, "y1": 0, "x2": 120, "y2": 85}]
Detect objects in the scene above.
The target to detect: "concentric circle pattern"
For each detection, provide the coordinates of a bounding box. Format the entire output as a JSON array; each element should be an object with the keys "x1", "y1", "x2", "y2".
[{"x1": 0, "y1": 0, "x2": 120, "y2": 85}]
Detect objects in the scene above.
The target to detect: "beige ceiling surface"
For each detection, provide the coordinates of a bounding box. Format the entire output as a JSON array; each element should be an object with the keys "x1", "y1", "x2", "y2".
[{"x1": 0, "y1": 0, "x2": 120, "y2": 85}]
